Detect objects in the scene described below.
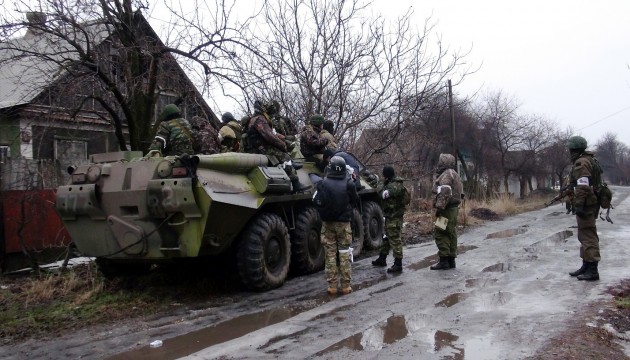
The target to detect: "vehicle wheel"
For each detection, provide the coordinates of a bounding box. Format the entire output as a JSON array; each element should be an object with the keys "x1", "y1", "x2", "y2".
[
  {"x1": 362, "y1": 201, "x2": 384, "y2": 250},
  {"x1": 350, "y1": 208, "x2": 364, "y2": 258},
  {"x1": 291, "y1": 207, "x2": 324, "y2": 275},
  {"x1": 95, "y1": 258, "x2": 152, "y2": 278},
  {"x1": 236, "y1": 213, "x2": 291, "y2": 291}
]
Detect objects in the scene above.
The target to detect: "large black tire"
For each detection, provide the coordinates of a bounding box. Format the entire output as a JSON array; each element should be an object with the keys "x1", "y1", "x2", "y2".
[
  {"x1": 291, "y1": 207, "x2": 324, "y2": 275},
  {"x1": 350, "y1": 208, "x2": 364, "y2": 258},
  {"x1": 236, "y1": 213, "x2": 291, "y2": 291},
  {"x1": 95, "y1": 258, "x2": 152, "y2": 278},
  {"x1": 362, "y1": 201, "x2": 385, "y2": 250}
]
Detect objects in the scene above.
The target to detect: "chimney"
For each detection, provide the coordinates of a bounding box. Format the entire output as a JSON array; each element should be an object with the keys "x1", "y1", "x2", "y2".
[{"x1": 25, "y1": 11, "x2": 47, "y2": 38}]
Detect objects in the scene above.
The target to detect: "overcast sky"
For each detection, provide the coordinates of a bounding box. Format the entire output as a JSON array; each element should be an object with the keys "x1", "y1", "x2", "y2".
[{"x1": 372, "y1": 0, "x2": 630, "y2": 148}]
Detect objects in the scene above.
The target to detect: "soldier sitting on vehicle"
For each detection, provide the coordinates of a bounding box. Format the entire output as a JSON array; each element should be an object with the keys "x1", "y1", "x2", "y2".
[
  {"x1": 219, "y1": 112, "x2": 243, "y2": 152},
  {"x1": 190, "y1": 116, "x2": 220, "y2": 155},
  {"x1": 244, "y1": 100, "x2": 310, "y2": 193},
  {"x1": 300, "y1": 114, "x2": 329, "y2": 165}
]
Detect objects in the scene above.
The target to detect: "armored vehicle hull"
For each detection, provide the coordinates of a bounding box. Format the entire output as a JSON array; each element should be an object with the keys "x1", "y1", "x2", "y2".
[{"x1": 56, "y1": 151, "x2": 384, "y2": 291}]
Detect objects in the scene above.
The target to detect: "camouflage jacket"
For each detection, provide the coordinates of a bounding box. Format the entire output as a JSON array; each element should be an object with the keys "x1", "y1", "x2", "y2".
[
  {"x1": 320, "y1": 130, "x2": 338, "y2": 150},
  {"x1": 299, "y1": 124, "x2": 328, "y2": 157},
  {"x1": 148, "y1": 118, "x2": 194, "y2": 156},
  {"x1": 191, "y1": 117, "x2": 220, "y2": 155},
  {"x1": 433, "y1": 168, "x2": 463, "y2": 210},
  {"x1": 379, "y1": 177, "x2": 410, "y2": 219},
  {"x1": 570, "y1": 151, "x2": 599, "y2": 208},
  {"x1": 246, "y1": 114, "x2": 287, "y2": 154}
]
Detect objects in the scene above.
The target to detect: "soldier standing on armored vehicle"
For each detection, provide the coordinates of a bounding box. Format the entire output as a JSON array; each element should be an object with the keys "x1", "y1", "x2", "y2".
[
  {"x1": 566, "y1": 136, "x2": 602, "y2": 281},
  {"x1": 245, "y1": 100, "x2": 309, "y2": 192},
  {"x1": 371, "y1": 165, "x2": 410, "y2": 273},
  {"x1": 148, "y1": 104, "x2": 194, "y2": 156},
  {"x1": 430, "y1": 153, "x2": 463, "y2": 271}
]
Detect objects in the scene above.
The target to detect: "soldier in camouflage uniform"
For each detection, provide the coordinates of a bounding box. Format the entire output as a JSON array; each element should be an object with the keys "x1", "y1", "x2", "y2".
[
  {"x1": 190, "y1": 116, "x2": 220, "y2": 155},
  {"x1": 148, "y1": 104, "x2": 194, "y2": 156},
  {"x1": 371, "y1": 165, "x2": 410, "y2": 273},
  {"x1": 300, "y1": 114, "x2": 329, "y2": 163},
  {"x1": 244, "y1": 100, "x2": 309, "y2": 192},
  {"x1": 313, "y1": 156, "x2": 359, "y2": 295},
  {"x1": 269, "y1": 101, "x2": 299, "y2": 155},
  {"x1": 566, "y1": 136, "x2": 601, "y2": 281},
  {"x1": 430, "y1": 153, "x2": 463, "y2": 270},
  {"x1": 219, "y1": 112, "x2": 243, "y2": 152},
  {"x1": 321, "y1": 120, "x2": 339, "y2": 150}
]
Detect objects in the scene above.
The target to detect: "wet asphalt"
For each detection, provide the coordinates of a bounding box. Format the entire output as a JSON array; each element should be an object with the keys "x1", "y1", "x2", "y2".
[{"x1": 4, "y1": 186, "x2": 629, "y2": 360}]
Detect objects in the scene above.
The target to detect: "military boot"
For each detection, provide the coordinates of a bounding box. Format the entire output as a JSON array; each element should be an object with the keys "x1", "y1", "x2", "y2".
[
  {"x1": 569, "y1": 261, "x2": 587, "y2": 277},
  {"x1": 577, "y1": 262, "x2": 599, "y2": 281},
  {"x1": 448, "y1": 256, "x2": 456, "y2": 269},
  {"x1": 291, "y1": 178, "x2": 311, "y2": 193},
  {"x1": 430, "y1": 256, "x2": 450, "y2": 270},
  {"x1": 387, "y1": 257, "x2": 403, "y2": 273},
  {"x1": 372, "y1": 253, "x2": 387, "y2": 267}
]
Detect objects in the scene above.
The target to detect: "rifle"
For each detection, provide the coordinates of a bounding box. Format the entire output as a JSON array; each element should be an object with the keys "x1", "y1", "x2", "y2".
[{"x1": 544, "y1": 185, "x2": 573, "y2": 207}]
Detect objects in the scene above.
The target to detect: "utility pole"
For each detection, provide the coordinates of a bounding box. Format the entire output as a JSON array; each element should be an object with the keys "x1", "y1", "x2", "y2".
[{"x1": 448, "y1": 79, "x2": 457, "y2": 169}]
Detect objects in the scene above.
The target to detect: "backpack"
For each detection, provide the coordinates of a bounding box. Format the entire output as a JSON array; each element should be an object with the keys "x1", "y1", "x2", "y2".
[{"x1": 590, "y1": 157, "x2": 613, "y2": 209}]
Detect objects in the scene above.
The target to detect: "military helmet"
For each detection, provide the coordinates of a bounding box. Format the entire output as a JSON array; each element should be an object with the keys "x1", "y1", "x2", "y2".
[
  {"x1": 382, "y1": 165, "x2": 395, "y2": 179},
  {"x1": 190, "y1": 116, "x2": 207, "y2": 130},
  {"x1": 222, "y1": 112, "x2": 236, "y2": 124},
  {"x1": 326, "y1": 155, "x2": 347, "y2": 179},
  {"x1": 567, "y1": 135, "x2": 587, "y2": 151},
  {"x1": 160, "y1": 104, "x2": 181, "y2": 121},
  {"x1": 310, "y1": 114, "x2": 325, "y2": 126},
  {"x1": 219, "y1": 125, "x2": 236, "y2": 140},
  {"x1": 437, "y1": 153, "x2": 456, "y2": 171}
]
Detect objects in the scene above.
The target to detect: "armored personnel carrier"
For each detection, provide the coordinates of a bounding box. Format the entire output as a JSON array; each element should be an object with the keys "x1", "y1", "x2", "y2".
[{"x1": 55, "y1": 151, "x2": 384, "y2": 291}]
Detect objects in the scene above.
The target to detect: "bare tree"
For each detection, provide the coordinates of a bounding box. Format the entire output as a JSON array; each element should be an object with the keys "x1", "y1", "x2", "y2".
[
  {"x1": 595, "y1": 132, "x2": 628, "y2": 185},
  {"x1": 232, "y1": 0, "x2": 473, "y2": 152},
  {"x1": 0, "y1": 0, "x2": 255, "y2": 152}
]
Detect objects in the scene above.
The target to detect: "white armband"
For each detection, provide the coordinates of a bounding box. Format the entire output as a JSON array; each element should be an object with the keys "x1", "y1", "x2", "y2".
[{"x1": 576, "y1": 177, "x2": 589, "y2": 186}]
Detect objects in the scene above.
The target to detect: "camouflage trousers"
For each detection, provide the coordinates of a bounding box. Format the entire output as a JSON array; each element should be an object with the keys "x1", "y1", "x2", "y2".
[
  {"x1": 322, "y1": 221, "x2": 352, "y2": 289},
  {"x1": 379, "y1": 216, "x2": 403, "y2": 259},
  {"x1": 576, "y1": 206, "x2": 601, "y2": 262},
  {"x1": 265, "y1": 148, "x2": 299, "y2": 182},
  {"x1": 433, "y1": 206, "x2": 458, "y2": 257}
]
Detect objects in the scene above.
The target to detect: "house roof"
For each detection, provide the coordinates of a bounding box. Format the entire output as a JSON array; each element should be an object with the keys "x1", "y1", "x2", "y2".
[{"x1": 0, "y1": 21, "x2": 110, "y2": 109}]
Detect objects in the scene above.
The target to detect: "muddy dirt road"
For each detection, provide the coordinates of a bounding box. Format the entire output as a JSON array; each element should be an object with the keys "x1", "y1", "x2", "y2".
[{"x1": 3, "y1": 186, "x2": 630, "y2": 359}]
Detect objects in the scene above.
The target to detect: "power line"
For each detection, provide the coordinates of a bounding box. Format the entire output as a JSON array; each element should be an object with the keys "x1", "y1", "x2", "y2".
[{"x1": 576, "y1": 104, "x2": 630, "y2": 131}]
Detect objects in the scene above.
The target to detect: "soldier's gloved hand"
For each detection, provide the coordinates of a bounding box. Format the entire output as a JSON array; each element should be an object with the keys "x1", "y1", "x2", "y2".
[
  {"x1": 382, "y1": 190, "x2": 390, "y2": 199},
  {"x1": 435, "y1": 209, "x2": 444, "y2": 217}
]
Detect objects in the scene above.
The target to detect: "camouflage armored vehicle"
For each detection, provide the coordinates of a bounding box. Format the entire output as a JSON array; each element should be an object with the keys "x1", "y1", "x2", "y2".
[{"x1": 55, "y1": 151, "x2": 384, "y2": 291}]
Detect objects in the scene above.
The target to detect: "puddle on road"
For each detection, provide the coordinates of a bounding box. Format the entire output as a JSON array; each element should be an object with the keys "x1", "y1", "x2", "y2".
[
  {"x1": 482, "y1": 262, "x2": 514, "y2": 273},
  {"x1": 314, "y1": 314, "x2": 408, "y2": 356},
  {"x1": 524, "y1": 230, "x2": 574, "y2": 253},
  {"x1": 432, "y1": 330, "x2": 464, "y2": 359},
  {"x1": 108, "y1": 303, "x2": 320, "y2": 360},
  {"x1": 435, "y1": 293, "x2": 470, "y2": 308},
  {"x1": 407, "y1": 245, "x2": 478, "y2": 270},
  {"x1": 465, "y1": 278, "x2": 498, "y2": 288},
  {"x1": 315, "y1": 332, "x2": 364, "y2": 355},
  {"x1": 485, "y1": 227, "x2": 527, "y2": 239}
]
